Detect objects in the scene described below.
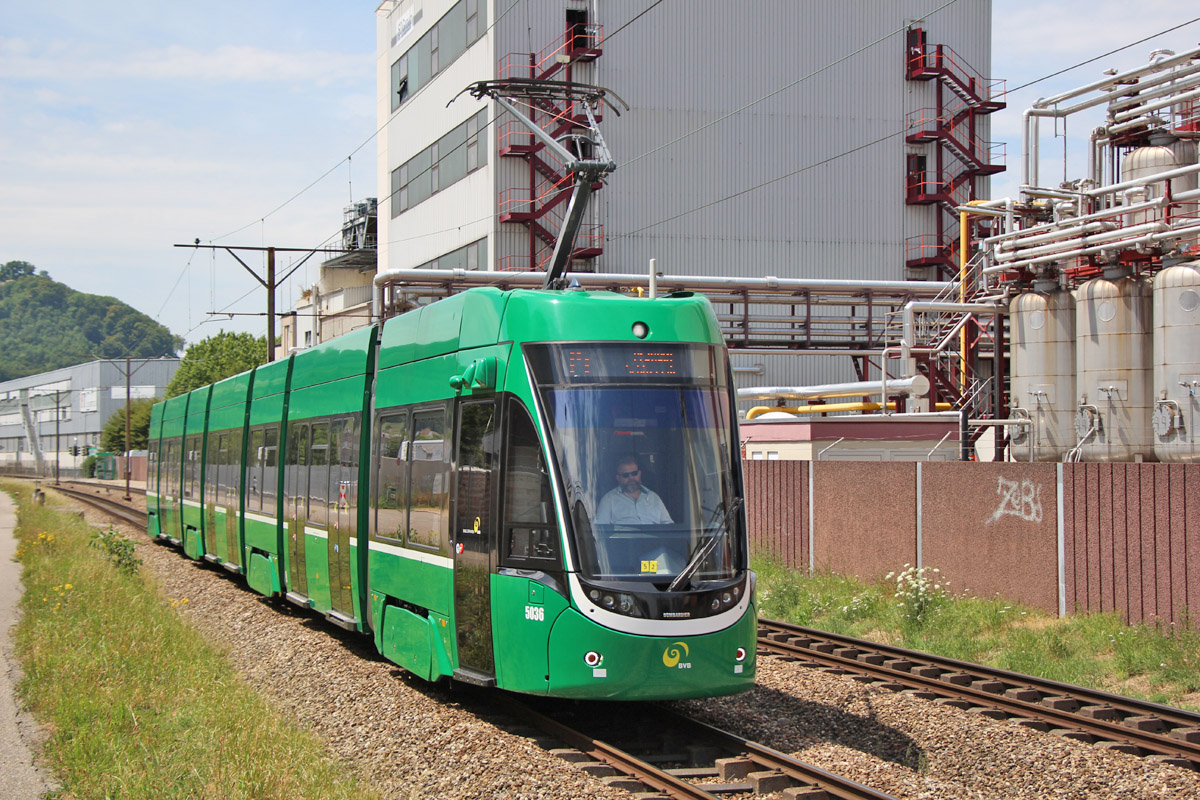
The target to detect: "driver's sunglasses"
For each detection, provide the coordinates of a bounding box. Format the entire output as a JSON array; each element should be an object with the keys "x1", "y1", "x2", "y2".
[{"x1": 617, "y1": 469, "x2": 640, "y2": 478}]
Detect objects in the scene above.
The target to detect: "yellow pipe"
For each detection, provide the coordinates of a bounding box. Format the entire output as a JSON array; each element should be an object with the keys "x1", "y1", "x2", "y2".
[{"x1": 746, "y1": 402, "x2": 953, "y2": 419}]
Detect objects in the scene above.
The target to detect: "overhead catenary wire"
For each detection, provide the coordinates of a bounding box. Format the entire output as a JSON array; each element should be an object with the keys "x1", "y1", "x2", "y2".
[{"x1": 1003, "y1": 15, "x2": 1200, "y2": 96}]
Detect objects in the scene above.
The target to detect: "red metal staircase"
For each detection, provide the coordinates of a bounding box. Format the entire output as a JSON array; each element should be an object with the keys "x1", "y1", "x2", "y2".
[
  {"x1": 903, "y1": 27, "x2": 1005, "y2": 281},
  {"x1": 497, "y1": 22, "x2": 606, "y2": 272}
]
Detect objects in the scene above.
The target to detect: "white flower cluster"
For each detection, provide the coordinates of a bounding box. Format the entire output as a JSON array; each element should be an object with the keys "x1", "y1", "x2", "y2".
[{"x1": 885, "y1": 563, "x2": 949, "y2": 625}]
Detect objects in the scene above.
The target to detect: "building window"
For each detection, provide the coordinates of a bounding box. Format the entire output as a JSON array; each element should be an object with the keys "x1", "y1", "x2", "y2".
[
  {"x1": 388, "y1": 0, "x2": 486, "y2": 113},
  {"x1": 391, "y1": 109, "x2": 488, "y2": 218},
  {"x1": 415, "y1": 238, "x2": 487, "y2": 272},
  {"x1": 391, "y1": 56, "x2": 409, "y2": 111}
]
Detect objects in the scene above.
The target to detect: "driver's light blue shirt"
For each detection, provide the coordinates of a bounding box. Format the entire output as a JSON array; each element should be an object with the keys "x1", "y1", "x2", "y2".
[{"x1": 595, "y1": 486, "x2": 673, "y2": 525}]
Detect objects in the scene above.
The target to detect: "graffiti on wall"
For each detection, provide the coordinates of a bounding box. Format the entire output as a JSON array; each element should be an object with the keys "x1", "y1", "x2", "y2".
[{"x1": 987, "y1": 476, "x2": 1043, "y2": 524}]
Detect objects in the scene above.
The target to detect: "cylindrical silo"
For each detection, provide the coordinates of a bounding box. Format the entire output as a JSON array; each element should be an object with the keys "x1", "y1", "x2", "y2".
[
  {"x1": 1009, "y1": 288, "x2": 1076, "y2": 461},
  {"x1": 1073, "y1": 273, "x2": 1156, "y2": 461},
  {"x1": 1121, "y1": 146, "x2": 1179, "y2": 226},
  {"x1": 1152, "y1": 262, "x2": 1200, "y2": 462}
]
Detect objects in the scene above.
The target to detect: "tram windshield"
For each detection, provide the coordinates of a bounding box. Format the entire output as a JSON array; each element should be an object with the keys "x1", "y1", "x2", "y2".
[{"x1": 526, "y1": 342, "x2": 743, "y2": 586}]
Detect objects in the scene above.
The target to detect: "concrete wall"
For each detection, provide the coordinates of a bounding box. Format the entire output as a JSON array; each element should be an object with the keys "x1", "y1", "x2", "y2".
[{"x1": 745, "y1": 460, "x2": 1200, "y2": 627}]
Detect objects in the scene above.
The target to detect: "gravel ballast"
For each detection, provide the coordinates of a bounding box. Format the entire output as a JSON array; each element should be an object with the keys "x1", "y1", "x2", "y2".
[{"x1": 76, "y1": 502, "x2": 1200, "y2": 799}]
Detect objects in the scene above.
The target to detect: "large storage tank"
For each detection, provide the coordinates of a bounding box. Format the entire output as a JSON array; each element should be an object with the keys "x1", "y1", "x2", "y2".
[
  {"x1": 1073, "y1": 273, "x2": 1156, "y2": 461},
  {"x1": 1152, "y1": 262, "x2": 1200, "y2": 462},
  {"x1": 1122, "y1": 146, "x2": 1181, "y2": 226},
  {"x1": 1009, "y1": 288, "x2": 1076, "y2": 461}
]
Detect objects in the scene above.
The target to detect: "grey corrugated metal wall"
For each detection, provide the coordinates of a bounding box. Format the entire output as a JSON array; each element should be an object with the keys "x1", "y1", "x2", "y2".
[{"x1": 489, "y1": 0, "x2": 993, "y2": 392}]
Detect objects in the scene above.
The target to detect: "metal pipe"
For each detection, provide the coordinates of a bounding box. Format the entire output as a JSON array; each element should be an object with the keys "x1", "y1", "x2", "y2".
[
  {"x1": 1111, "y1": 85, "x2": 1200, "y2": 123},
  {"x1": 736, "y1": 375, "x2": 930, "y2": 402},
  {"x1": 981, "y1": 223, "x2": 1200, "y2": 273},
  {"x1": 900, "y1": 300, "x2": 1005, "y2": 369},
  {"x1": 993, "y1": 221, "x2": 1167, "y2": 262},
  {"x1": 1083, "y1": 162, "x2": 1200, "y2": 198},
  {"x1": 927, "y1": 430, "x2": 954, "y2": 459},
  {"x1": 372, "y1": 269, "x2": 953, "y2": 321},
  {"x1": 1107, "y1": 62, "x2": 1200, "y2": 112},
  {"x1": 982, "y1": 197, "x2": 1165, "y2": 246},
  {"x1": 1033, "y1": 46, "x2": 1200, "y2": 107},
  {"x1": 745, "y1": 401, "x2": 955, "y2": 419},
  {"x1": 993, "y1": 220, "x2": 1113, "y2": 252},
  {"x1": 817, "y1": 437, "x2": 845, "y2": 460},
  {"x1": 648, "y1": 258, "x2": 657, "y2": 300}
]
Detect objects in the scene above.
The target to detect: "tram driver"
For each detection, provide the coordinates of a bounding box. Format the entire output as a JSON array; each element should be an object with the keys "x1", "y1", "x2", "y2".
[
  {"x1": 593, "y1": 453, "x2": 679, "y2": 576},
  {"x1": 595, "y1": 454, "x2": 673, "y2": 526}
]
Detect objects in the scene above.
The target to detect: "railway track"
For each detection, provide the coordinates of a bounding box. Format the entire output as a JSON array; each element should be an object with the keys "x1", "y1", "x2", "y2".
[
  {"x1": 50, "y1": 483, "x2": 148, "y2": 530},
  {"x1": 500, "y1": 694, "x2": 899, "y2": 800},
  {"x1": 51, "y1": 488, "x2": 1200, "y2": 789},
  {"x1": 758, "y1": 618, "x2": 1200, "y2": 770}
]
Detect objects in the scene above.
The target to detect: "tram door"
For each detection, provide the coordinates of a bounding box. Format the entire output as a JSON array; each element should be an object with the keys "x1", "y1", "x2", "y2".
[
  {"x1": 326, "y1": 419, "x2": 355, "y2": 618},
  {"x1": 286, "y1": 424, "x2": 310, "y2": 599},
  {"x1": 453, "y1": 401, "x2": 498, "y2": 676},
  {"x1": 307, "y1": 423, "x2": 331, "y2": 603}
]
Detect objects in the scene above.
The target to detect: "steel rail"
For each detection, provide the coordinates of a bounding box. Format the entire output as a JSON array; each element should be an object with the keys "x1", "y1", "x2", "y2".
[
  {"x1": 50, "y1": 485, "x2": 148, "y2": 531},
  {"x1": 759, "y1": 618, "x2": 1200, "y2": 767},
  {"x1": 60, "y1": 479, "x2": 147, "y2": 497},
  {"x1": 499, "y1": 694, "x2": 898, "y2": 800}
]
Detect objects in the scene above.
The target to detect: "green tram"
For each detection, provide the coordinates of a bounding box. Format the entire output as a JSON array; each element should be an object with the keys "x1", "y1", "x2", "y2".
[{"x1": 147, "y1": 287, "x2": 756, "y2": 699}]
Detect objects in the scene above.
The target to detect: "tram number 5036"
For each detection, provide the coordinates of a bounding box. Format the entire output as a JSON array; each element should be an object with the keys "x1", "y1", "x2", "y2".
[{"x1": 524, "y1": 605, "x2": 545, "y2": 622}]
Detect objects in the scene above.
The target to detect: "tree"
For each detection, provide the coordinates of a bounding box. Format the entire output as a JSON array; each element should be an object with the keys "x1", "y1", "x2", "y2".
[
  {"x1": 166, "y1": 331, "x2": 267, "y2": 398},
  {"x1": 100, "y1": 398, "x2": 156, "y2": 453},
  {"x1": 0, "y1": 260, "x2": 37, "y2": 281},
  {"x1": 0, "y1": 261, "x2": 182, "y2": 381}
]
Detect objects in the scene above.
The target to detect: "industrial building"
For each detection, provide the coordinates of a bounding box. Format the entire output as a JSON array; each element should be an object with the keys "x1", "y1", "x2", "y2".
[
  {"x1": 0, "y1": 358, "x2": 180, "y2": 476},
  {"x1": 955, "y1": 46, "x2": 1200, "y2": 463},
  {"x1": 372, "y1": 0, "x2": 999, "y2": 393}
]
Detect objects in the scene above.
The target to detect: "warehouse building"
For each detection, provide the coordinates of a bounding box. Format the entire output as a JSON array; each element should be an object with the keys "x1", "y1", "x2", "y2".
[{"x1": 0, "y1": 358, "x2": 180, "y2": 476}]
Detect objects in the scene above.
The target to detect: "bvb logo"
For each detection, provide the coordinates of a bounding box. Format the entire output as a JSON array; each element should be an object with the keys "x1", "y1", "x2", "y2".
[{"x1": 662, "y1": 641, "x2": 690, "y2": 668}]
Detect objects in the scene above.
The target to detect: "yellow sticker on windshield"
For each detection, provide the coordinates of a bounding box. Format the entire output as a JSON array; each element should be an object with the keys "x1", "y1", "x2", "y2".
[{"x1": 640, "y1": 560, "x2": 658, "y2": 573}]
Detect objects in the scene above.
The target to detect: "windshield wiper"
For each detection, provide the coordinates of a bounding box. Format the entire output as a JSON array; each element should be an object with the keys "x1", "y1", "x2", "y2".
[{"x1": 668, "y1": 497, "x2": 743, "y2": 592}]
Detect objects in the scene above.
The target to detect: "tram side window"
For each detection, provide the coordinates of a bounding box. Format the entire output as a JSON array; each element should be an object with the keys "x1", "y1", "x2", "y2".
[
  {"x1": 247, "y1": 429, "x2": 265, "y2": 512},
  {"x1": 204, "y1": 433, "x2": 222, "y2": 505},
  {"x1": 375, "y1": 412, "x2": 410, "y2": 542},
  {"x1": 262, "y1": 426, "x2": 279, "y2": 515},
  {"x1": 183, "y1": 435, "x2": 200, "y2": 499},
  {"x1": 409, "y1": 408, "x2": 449, "y2": 551},
  {"x1": 162, "y1": 440, "x2": 176, "y2": 496},
  {"x1": 227, "y1": 433, "x2": 239, "y2": 508},
  {"x1": 148, "y1": 441, "x2": 158, "y2": 495},
  {"x1": 332, "y1": 416, "x2": 358, "y2": 524},
  {"x1": 309, "y1": 423, "x2": 330, "y2": 526},
  {"x1": 501, "y1": 402, "x2": 559, "y2": 569},
  {"x1": 457, "y1": 400, "x2": 497, "y2": 533},
  {"x1": 285, "y1": 424, "x2": 310, "y2": 525}
]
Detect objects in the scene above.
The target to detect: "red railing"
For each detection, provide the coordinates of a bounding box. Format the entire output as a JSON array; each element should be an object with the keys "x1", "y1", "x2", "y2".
[{"x1": 499, "y1": 24, "x2": 604, "y2": 81}]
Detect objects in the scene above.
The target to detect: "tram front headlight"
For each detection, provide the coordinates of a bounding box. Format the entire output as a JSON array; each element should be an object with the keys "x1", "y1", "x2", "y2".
[
  {"x1": 601, "y1": 594, "x2": 616, "y2": 610},
  {"x1": 721, "y1": 591, "x2": 734, "y2": 605}
]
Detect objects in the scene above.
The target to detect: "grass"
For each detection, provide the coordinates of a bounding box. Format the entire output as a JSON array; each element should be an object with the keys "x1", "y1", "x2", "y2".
[
  {"x1": 754, "y1": 555, "x2": 1200, "y2": 711},
  {"x1": 7, "y1": 483, "x2": 380, "y2": 800}
]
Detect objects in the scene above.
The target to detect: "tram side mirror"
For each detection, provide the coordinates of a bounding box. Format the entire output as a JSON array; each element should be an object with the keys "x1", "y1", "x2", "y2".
[
  {"x1": 470, "y1": 356, "x2": 497, "y2": 390},
  {"x1": 449, "y1": 356, "x2": 497, "y2": 393}
]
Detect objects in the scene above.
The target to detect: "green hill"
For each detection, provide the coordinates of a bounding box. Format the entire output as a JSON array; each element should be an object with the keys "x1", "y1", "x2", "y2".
[{"x1": 0, "y1": 260, "x2": 182, "y2": 381}]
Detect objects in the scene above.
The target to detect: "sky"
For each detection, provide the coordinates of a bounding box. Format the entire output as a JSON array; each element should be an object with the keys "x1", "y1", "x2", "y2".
[{"x1": 1, "y1": 1, "x2": 1198, "y2": 351}]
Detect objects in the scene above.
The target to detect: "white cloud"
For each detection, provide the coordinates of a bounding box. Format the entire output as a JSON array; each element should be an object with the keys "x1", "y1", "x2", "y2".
[{"x1": 0, "y1": 38, "x2": 368, "y2": 85}]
